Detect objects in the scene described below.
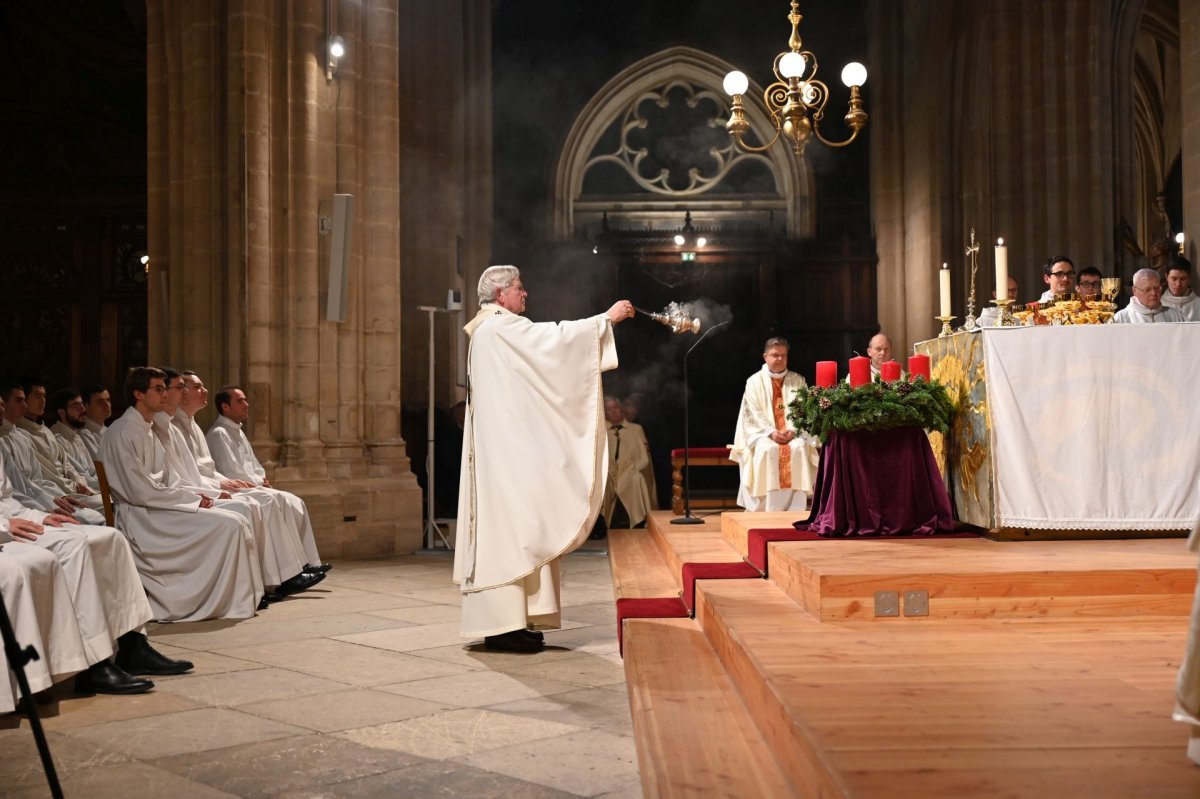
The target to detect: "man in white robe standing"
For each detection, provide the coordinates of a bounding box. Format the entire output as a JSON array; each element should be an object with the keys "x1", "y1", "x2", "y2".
[
  {"x1": 601, "y1": 396, "x2": 653, "y2": 529},
  {"x1": 453, "y1": 265, "x2": 631, "y2": 653},
  {"x1": 731, "y1": 337, "x2": 820, "y2": 513},
  {"x1": 99, "y1": 367, "x2": 264, "y2": 622},
  {"x1": 1162, "y1": 257, "x2": 1198, "y2": 322},
  {"x1": 197, "y1": 376, "x2": 328, "y2": 574},
  {"x1": 1113, "y1": 268, "x2": 1186, "y2": 323},
  {"x1": 78, "y1": 384, "x2": 112, "y2": 461}
]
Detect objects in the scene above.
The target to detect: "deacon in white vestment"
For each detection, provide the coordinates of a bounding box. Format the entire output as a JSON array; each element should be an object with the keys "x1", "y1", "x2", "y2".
[
  {"x1": 453, "y1": 265, "x2": 631, "y2": 652},
  {"x1": 78, "y1": 384, "x2": 113, "y2": 461},
  {"x1": 1162, "y1": 259, "x2": 1199, "y2": 322},
  {"x1": 601, "y1": 397, "x2": 654, "y2": 529},
  {"x1": 731, "y1": 337, "x2": 820, "y2": 512},
  {"x1": 0, "y1": 383, "x2": 103, "y2": 524},
  {"x1": 1037, "y1": 256, "x2": 1077, "y2": 303},
  {"x1": 1113, "y1": 269, "x2": 1186, "y2": 324},
  {"x1": 198, "y1": 376, "x2": 326, "y2": 571},
  {"x1": 100, "y1": 368, "x2": 264, "y2": 622},
  {"x1": 151, "y1": 369, "x2": 320, "y2": 597}
]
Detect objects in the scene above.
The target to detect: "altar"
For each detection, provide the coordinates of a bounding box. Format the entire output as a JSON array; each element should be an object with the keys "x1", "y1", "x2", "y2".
[{"x1": 916, "y1": 324, "x2": 1200, "y2": 537}]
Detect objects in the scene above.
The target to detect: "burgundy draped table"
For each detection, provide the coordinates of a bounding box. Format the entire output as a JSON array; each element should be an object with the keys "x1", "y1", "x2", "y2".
[{"x1": 796, "y1": 427, "x2": 955, "y2": 537}]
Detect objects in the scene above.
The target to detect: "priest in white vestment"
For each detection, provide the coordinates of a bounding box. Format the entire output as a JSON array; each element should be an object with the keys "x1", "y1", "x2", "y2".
[
  {"x1": 1113, "y1": 269, "x2": 1186, "y2": 324},
  {"x1": 731, "y1": 337, "x2": 820, "y2": 512},
  {"x1": 601, "y1": 397, "x2": 653, "y2": 529},
  {"x1": 14, "y1": 382, "x2": 105, "y2": 504},
  {"x1": 49, "y1": 388, "x2": 101, "y2": 491},
  {"x1": 1162, "y1": 259, "x2": 1199, "y2": 321},
  {"x1": 1037, "y1": 256, "x2": 1077, "y2": 303},
  {"x1": 196, "y1": 376, "x2": 326, "y2": 572},
  {"x1": 100, "y1": 367, "x2": 264, "y2": 622},
  {"x1": 453, "y1": 265, "x2": 631, "y2": 653}
]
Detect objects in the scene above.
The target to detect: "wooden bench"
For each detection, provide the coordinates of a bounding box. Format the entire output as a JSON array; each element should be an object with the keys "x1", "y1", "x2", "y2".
[{"x1": 670, "y1": 446, "x2": 739, "y2": 515}]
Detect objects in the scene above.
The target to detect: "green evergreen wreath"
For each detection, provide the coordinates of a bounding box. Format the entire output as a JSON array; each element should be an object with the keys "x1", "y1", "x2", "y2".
[{"x1": 787, "y1": 378, "x2": 956, "y2": 443}]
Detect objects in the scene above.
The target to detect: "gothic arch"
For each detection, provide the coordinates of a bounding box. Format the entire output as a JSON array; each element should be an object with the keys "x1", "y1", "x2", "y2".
[{"x1": 551, "y1": 45, "x2": 815, "y2": 239}]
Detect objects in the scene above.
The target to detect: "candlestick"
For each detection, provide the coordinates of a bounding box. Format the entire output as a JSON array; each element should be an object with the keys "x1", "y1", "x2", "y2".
[
  {"x1": 936, "y1": 315, "x2": 956, "y2": 337},
  {"x1": 848, "y1": 356, "x2": 871, "y2": 387},
  {"x1": 908, "y1": 354, "x2": 931, "y2": 382},
  {"x1": 995, "y1": 238, "x2": 1009, "y2": 301},
  {"x1": 939, "y1": 262, "x2": 952, "y2": 317},
  {"x1": 815, "y1": 361, "x2": 837, "y2": 388},
  {"x1": 880, "y1": 360, "x2": 901, "y2": 382}
]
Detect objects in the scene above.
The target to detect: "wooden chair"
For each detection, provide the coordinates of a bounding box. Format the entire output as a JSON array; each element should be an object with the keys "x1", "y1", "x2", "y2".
[{"x1": 93, "y1": 460, "x2": 115, "y2": 527}]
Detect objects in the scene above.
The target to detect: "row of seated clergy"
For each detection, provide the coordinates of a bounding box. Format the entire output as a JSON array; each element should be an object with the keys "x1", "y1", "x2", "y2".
[
  {"x1": 0, "y1": 418, "x2": 195, "y2": 706},
  {"x1": 98, "y1": 367, "x2": 327, "y2": 622},
  {"x1": 601, "y1": 396, "x2": 654, "y2": 529},
  {"x1": 730, "y1": 337, "x2": 820, "y2": 512}
]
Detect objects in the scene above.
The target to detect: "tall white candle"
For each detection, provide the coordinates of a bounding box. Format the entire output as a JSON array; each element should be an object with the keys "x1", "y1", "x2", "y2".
[
  {"x1": 939, "y1": 262, "x2": 952, "y2": 316},
  {"x1": 995, "y1": 238, "x2": 1009, "y2": 300}
]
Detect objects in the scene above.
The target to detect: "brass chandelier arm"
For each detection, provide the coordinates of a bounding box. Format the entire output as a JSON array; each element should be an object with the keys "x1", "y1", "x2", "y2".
[
  {"x1": 730, "y1": 127, "x2": 784, "y2": 154},
  {"x1": 811, "y1": 125, "x2": 863, "y2": 149}
]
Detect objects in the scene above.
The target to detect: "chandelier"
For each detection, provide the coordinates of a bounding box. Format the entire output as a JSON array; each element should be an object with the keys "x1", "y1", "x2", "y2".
[{"x1": 723, "y1": 1, "x2": 868, "y2": 156}]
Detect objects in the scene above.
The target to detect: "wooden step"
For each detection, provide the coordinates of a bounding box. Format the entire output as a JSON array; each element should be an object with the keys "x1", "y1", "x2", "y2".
[
  {"x1": 720, "y1": 510, "x2": 807, "y2": 555},
  {"x1": 648, "y1": 510, "x2": 747, "y2": 580},
  {"x1": 767, "y1": 536, "x2": 1197, "y2": 622},
  {"x1": 694, "y1": 578, "x2": 1200, "y2": 798},
  {"x1": 608, "y1": 528, "x2": 680, "y2": 600},
  {"x1": 623, "y1": 617, "x2": 796, "y2": 798}
]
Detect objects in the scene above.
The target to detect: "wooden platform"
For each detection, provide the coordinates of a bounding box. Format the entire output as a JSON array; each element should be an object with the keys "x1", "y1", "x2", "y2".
[{"x1": 612, "y1": 510, "x2": 1200, "y2": 798}]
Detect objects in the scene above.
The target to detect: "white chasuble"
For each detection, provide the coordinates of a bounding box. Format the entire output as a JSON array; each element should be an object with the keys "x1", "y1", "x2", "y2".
[
  {"x1": 730, "y1": 366, "x2": 820, "y2": 507},
  {"x1": 453, "y1": 305, "x2": 616, "y2": 636}
]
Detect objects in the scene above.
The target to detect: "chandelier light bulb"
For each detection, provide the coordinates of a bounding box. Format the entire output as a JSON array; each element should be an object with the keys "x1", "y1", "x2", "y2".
[
  {"x1": 723, "y1": 70, "x2": 749, "y2": 97},
  {"x1": 779, "y1": 51, "x2": 807, "y2": 79},
  {"x1": 674, "y1": 234, "x2": 686, "y2": 246},
  {"x1": 696, "y1": 237, "x2": 707, "y2": 248},
  {"x1": 840, "y1": 61, "x2": 867, "y2": 88}
]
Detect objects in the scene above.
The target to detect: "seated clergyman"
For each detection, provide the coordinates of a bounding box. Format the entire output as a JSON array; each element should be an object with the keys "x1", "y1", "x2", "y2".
[
  {"x1": 1112, "y1": 268, "x2": 1185, "y2": 324},
  {"x1": 977, "y1": 277, "x2": 1019, "y2": 326},
  {"x1": 1076, "y1": 267, "x2": 1103, "y2": 299},
  {"x1": 1038, "y1": 256, "x2": 1076, "y2": 302},
  {"x1": 730, "y1": 337, "x2": 820, "y2": 512}
]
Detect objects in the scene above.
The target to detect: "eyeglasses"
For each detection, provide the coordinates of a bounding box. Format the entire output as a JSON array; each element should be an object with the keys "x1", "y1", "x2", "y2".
[
  {"x1": 1078, "y1": 280, "x2": 1101, "y2": 288},
  {"x1": 148, "y1": 385, "x2": 168, "y2": 394},
  {"x1": 1049, "y1": 270, "x2": 1075, "y2": 279}
]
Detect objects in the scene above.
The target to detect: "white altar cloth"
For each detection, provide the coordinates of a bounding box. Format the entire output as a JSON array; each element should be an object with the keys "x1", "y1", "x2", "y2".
[{"x1": 983, "y1": 324, "x2": 1200, "y2": 530}]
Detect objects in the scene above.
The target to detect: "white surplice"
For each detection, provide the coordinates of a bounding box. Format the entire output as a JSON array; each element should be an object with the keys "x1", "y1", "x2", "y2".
[
  {"x1": 16, "y1": 417, "x2": 101, "y2": 496},
  {"x1": 453, "y1": 305, "x2": 616, "y2": 637},
  {"x1": 0, "y1": 451, "x2": 151, "y2": 668},
  {"x1": 602, "y1": 421, "x2": 653, "y2": 527},
  {"x1": 0, "y1": 419, "x2": 105, "y2": 524},
  {"x1": 79, "y1": 418, "x2": 107, "y2": 461},
  {"x1": 1112, "y1": 296, "x2": 1186, "y2": 323},
  {"x1": 51, "y1": 420, "x2": 99, "y2": 491},
  {"x1": 0, "y1": 551, "x2": 89, "y2": 713},
  {"x1": 152, "y1": 411, "x2": 303, "y2": 588},
  {"x1": 99, "y1": 407, "x2": 263, "y2": 622},
  {"x1": 206, "y1": 414, "x2": 322, "y2": 566},
  {"x1": 730, "y1": 366, "x2": 820, "y2": 512},
  {"x1": 1162, "y1": 290, "x2": 1199, "y2": 321}
]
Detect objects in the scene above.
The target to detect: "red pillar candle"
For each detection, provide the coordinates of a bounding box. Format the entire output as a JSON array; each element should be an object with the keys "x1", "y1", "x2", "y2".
[
  {"x1": 815, "y1": 361, "x2": 837, "y2": 388},
  {"x1": 848, "y1": 356, "x2": 871, "y2": 387},
  {"x1": 908, "y1": 354, "x2": 931, "y2": 382},
  {"x1": 880, "y1": 360, "x2": 901, "y2": 382}
]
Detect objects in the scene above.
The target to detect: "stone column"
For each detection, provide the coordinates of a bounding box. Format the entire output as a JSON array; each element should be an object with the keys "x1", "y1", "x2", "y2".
[{"x1": 146, "y1": 0, "x2": 425, "y2": 557}]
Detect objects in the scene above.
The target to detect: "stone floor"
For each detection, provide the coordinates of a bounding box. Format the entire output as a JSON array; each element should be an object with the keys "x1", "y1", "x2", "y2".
[{"x1": 0, "y1": 545, "x2": 642, "y2": 798}]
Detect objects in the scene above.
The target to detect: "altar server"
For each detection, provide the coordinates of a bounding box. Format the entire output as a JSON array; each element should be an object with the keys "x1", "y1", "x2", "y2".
[
  {"x1": 731, "y1": 337, "x2": 820, "y2": 512},
  {"x1": 78, "y1": 384, "x2": 112, "y2": 460},
  {"x1": 453, "y1": 265, "x2": 630, "y2": 653},
  {"x1": 49, "y1": 388, "x2": 100, "y2": 491},
  {"x1": 99, "y1": 367, "x2": 264, "y2": 622},
  {"x1": 1162, "y1": 258, "x2": 1198, "y2": 322},
  {"x1": 1113, "y1": 269, "x2": 1185, "y2": 323}
]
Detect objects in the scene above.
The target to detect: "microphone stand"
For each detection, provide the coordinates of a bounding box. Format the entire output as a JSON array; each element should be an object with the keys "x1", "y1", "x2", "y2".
[
  {"x1": 671, "y1": 319, "x2": 730, "y2": 525},
  {"x1": 0, "y1": 587, "x2": 63, "y2": 798}
]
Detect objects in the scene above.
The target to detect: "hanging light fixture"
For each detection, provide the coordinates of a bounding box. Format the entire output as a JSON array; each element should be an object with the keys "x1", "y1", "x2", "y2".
[{"x1": 723, "y1": 1, "x2": 867, "y2": 156}]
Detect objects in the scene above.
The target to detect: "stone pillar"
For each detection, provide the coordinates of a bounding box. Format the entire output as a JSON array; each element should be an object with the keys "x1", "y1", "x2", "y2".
[
  {"x1": 1182, "y1": 0, "x2": 1200, "y2": 258},
  {"x1": 146, "y1": 0, "x2": 425, "y2": 557}
]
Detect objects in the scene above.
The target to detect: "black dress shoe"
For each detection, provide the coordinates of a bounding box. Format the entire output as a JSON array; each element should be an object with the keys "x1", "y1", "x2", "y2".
[
  {"x1": 483, "y1": 630, "x2": 544, "y2": 653},
  {"x1": 74, "y1": 660, "x2": 154, "y2": 695},
  {"x1": 258, "y1": 595, "x2": 270, "y2": 610},
  {"x1": 278, "y1": 570, "x2": 326, "y2": 596},
  {"x1": 115, "y1": 631, "x2": 194, "y2": 676},
  {"x1": 263, "y1": 590, "x2": 286, "y2": 603},
  {"x1": 304, "y1": 562, "x2": 333, "y2": 574},
  {"x1": 520, "y1": 629, "x2": 545, "y2": 643}
]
